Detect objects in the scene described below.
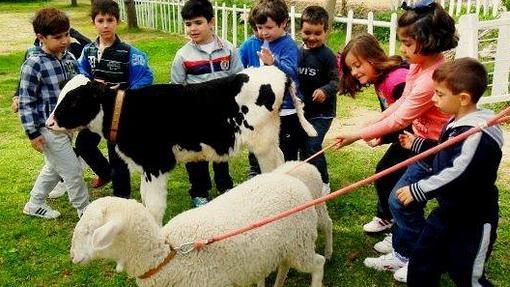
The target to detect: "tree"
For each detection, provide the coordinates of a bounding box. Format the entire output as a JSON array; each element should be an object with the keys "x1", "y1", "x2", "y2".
[
  {"x1": 125, "y1": 0, "x2": 139, "y2": 29},
  {"x1": 71, "y1": 0, "x2": 77, "y2": 7},
  {"x1": 324, "y1": 0, "x2": 337, "y2": 34}
]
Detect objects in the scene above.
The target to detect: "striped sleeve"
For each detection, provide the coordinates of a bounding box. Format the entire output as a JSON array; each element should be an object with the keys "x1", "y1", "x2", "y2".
[
  {"x1": 410, "y1": 132, "x2": 482, "y2": 202},
  {"x1": 18, "y1": 59, "x2": 42, "y2": 139}
]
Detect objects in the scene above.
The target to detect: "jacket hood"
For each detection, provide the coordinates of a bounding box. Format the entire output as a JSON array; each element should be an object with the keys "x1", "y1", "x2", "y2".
[{"x1": 448, "y1": 108, "x2": 504, "y2": 148}]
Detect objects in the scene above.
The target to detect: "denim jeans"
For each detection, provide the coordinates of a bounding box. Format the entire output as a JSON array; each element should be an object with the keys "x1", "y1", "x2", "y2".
[
  {"x1": 389, "y1": 161, "x2": 433, "y2": 259},
  {"x1": 301, "y1": 117, "x2": 332, "y2": 184}
]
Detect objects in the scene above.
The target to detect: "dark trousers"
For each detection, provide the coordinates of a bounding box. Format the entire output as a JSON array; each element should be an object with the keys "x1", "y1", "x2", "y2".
[
  {"x1": 408, "y1": 209, "x2": 497, "y2": 287},
  {"x1": 186, "y1": 161, "x2": 233, "y2": 198},
  {"x1": 75, "y1": 129, "x2": 131, "y2": 198},
  {"x1": 279, "y1": 113, "x2": 308, "y2": 161},
  {"x1": 389, "y1": 161, "x2": 432, "y2": 258},
  {"x1": 301, "y1": 117, "x2": 332, "y2": 184},
  {"x1": 374, "y1": 143, "x2": 411, "y2": 220}
]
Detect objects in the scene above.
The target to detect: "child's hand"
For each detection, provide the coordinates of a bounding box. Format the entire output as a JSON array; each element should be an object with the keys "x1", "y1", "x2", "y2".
[
  {"x1": 367, "y1": 138, "x2": 382, "y2": 147},
  {"x1": 30, "y1": 135, "x2": 46, "y2": 153},
  {"x1": 257, "y1": 47, "x2": 274, "y2": 65},
  {"x1": 312, "y1": 89, "x2": 326, "y2": 103},
  {"x1": 334, "y1": 132, "x2": 361, "y2": 149},
  {"x1": 396, "y1": 186, "x2": 414, "y2": 206},
  {"x1": 11, "y1": 96, "x2": 19, "y2": 113},
  {"x1": 399, "y1": 131, "x2": 415, "y2": 150}
]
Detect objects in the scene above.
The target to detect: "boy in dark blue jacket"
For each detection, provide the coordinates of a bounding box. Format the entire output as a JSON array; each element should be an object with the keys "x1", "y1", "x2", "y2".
[{"x1": 394, "y1": 58, "x2": 502, "y2": 286}]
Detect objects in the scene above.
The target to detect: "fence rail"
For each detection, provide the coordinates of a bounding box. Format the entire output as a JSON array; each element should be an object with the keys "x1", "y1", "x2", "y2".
[
  {"x1": 394, "y1": 0, "x2": 503, "y2": 17},
  {"x1": 118, "y1": 0, "x2": 399, "y2": 55}
]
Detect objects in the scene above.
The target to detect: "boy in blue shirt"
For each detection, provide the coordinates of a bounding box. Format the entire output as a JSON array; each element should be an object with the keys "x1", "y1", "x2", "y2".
[
  {"x1": 76, "y1": 0, "x2": 153, "y2": 198},
  {"x1": 19, "y1": 8, "x2": 89, "y2": 219},
  {"x1": 171, "y1": 0, "x2": 243, "y2": 207}
]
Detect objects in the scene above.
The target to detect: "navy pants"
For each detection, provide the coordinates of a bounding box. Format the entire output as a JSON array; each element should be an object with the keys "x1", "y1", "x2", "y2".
[
  {"x1": 75, "y1": 129, "x2": 131, "y2": 198},
  {"x1": 408, "y1": 209, "x2": 497, "y2": 287},
  {"x1": 279, "y1": 113, "x2": 308, "y2": 161},
  {"x1": 301, "y1": 117, "x2": 332, "y2": 184},
  {"x1": 389, "y1": 161, "x2": 432, "y2": 258},
  {"x1": 186, "y1": 161, "x2": 233, "y2": 198}
]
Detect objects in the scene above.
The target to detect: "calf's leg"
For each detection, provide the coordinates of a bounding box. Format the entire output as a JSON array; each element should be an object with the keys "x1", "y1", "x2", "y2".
[
  {"x1": 253, "y1": 144, "x2": 284, "y2": 173},
  {"x1": 140, "y1": 172, "x2": 169, "y2": 225}
]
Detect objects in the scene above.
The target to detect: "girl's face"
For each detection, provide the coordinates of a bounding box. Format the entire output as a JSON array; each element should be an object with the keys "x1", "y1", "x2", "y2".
[
  {"x1": 300, "y1": 22, "x2": 326, "y2": 49},
  {"x1": 398, "y1": 30, "x2": 427, "y2": 64},
  {"x1": 256, "y1": 17, "x2": 286, "y2": 42},
  {"x1": 344, "y1": 51, "x2": 378, "y2": 84}
]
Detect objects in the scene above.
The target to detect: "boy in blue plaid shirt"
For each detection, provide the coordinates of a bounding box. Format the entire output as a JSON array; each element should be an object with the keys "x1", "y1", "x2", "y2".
[{"x1": 19, "y1": 8, "x2": 89, "y2": 219}]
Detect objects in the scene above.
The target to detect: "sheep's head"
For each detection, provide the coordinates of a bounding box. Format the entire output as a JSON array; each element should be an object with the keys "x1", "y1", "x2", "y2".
[
  {"x1": 71, "y1": 197, "x2": 139, "y2": 267},
  {"x1": 273, "y1": 161, "x2": 323, "y2": 198}
]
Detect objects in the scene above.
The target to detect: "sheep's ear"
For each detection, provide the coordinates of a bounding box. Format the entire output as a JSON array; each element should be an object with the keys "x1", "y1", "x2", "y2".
[{"x1": 92, "y1": 218, "x2": 124, "y2": 250}]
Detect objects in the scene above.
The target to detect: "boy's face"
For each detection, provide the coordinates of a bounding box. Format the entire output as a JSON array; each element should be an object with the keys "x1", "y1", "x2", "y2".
[
  {"x1": 300, "y1": 22, "x2": 326, "y2": 49},
  {"x1": 432, "y1": 80, "x2": 464, "y2": 115},
  {"x1": 256, "y1": 17, "x2": 286, "y2": 42},
  {"x1": 38, "y1": 30, "x2": 70, "y2": 56},
  {"x1": 93, "y1": 13, "x2": 118, "y2": 42},
  {"x1": 185, "y1": 16, "x2": 214, "y2": 45}
]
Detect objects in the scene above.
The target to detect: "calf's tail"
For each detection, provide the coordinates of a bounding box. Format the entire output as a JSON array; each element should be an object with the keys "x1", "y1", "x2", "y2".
[{"x1": 287, "y1": 80, "x2": 317, "y2": 137}]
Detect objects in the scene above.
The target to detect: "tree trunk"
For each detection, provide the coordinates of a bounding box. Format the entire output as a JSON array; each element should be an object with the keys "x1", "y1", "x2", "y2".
[
  {"x1": 125, "y1": 0, "x2": 139, "y2": 29},
  {"x1": 71, "y1": 0, "x2": 78, "y2": 7},
  {"x1": 324, "y1": 0, "x2": 337, "y2": 33}
]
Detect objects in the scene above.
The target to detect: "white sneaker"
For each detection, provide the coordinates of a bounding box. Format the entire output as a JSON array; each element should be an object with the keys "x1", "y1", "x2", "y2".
[
  {"x1": 363, "y1": 252, "x2": 406, "y2": 272},
  {"x1": 374, "y1": 233, "x2": 393, "y2": 254},
  {"x1": 394, "y1": 263, "x2": 408, "y2": 283},
  {"x1": 48, "y1": 181, "x2": 67, "y2": 199},
  {"x1": 322, "y1": 183, "x2": 331, "y2": 196},
  {"x1": 23, "y1": 202, "x2": 61, "y2": 219},
  {"x1": 363, "y1": 217, "x2": 393, "y2": 233}
]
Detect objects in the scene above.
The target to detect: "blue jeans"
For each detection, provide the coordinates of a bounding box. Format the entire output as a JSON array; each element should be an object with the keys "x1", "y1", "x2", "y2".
[
  {"x1": 389, "y1": 161, "x2": 433, "y2": 259},
  {"x1": 302, "y1": 117, "x2": 332, "y2": 184}
]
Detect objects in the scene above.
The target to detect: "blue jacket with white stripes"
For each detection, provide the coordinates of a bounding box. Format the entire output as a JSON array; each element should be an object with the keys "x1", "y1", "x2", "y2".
[{"x1": 409, "y1": 109, "x2": 503, "y2": 221}]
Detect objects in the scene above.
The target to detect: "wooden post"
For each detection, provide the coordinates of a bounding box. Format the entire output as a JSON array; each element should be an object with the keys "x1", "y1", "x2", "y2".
[
  {"x1": 455, "y1": 14, "x2": 479, "y2": 58},
  {"x1": 125, "y1": 0, "x2": 139, "y2": 29}
]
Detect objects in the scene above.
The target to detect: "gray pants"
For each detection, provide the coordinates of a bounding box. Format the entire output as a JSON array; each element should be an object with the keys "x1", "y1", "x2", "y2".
[{"x1": 29, "y1": 128, "x2": 89, "y2": 211}]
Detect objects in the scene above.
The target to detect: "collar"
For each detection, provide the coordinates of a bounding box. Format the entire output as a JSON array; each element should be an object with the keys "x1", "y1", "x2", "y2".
[
  {"x1": 138, "y1": 244, "x2": 177, "y2": 280},
  {"x1": 191, "y1": 34, "x2": 224, "y2": 52},
  {"x1": 109, "y1": 89, "x2": 125, "y2": 143},
  {"x1": 94, "y1": 35, "x2": 121, "y2": 49}
]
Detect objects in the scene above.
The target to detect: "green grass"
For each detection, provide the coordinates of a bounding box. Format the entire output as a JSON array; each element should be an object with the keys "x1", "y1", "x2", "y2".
[{"x1": 0, "y1": 1, "x2": 509, "y2": 286}]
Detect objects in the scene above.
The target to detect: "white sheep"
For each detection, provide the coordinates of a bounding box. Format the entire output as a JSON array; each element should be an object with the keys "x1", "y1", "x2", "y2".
[
  {"x1": 273, "y1": 161, "x2": 333, "y2": 260},
  {"x1": 71, "y1": 167, "x2": 325, "y2": 287}
]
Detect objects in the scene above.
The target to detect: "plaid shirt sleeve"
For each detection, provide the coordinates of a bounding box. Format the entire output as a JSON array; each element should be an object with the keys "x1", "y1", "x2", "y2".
[{"x1": 18, "y1": 58, "x2": 42, "y2": 139}]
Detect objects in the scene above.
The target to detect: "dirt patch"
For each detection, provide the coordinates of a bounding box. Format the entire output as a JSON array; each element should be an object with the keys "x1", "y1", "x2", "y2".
[{"x1": 0, "y1": 12, "x2": 35, "y2": 54}]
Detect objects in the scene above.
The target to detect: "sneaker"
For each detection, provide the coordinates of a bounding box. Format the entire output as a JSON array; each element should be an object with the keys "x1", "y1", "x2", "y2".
[
  {"x1": 23, "y1": 202, "x2": 61, "y2": 219},
  {"x1": 394, "y1": 263, "x2": 408, "y2": 283},
  {"x1": 90, "y1": 176, "x2": 111, "y2": 188},
  {"x1": 48, "y1": 181, "x2": 67, "y2": 199},
  {"x1": 322, "y1": 183, "x2": 331, "y2": 196},
  {"x1": 363, "y1": 217, "x2": 393, "y2": 233},
  {"x1": 363, "y1": 252, "x2": 406, "y2": 272},
  {"x1": 192, "y1": 197, "x2": 209, "y2": 207},
  {"x1": 374, "y1": 233, "x2": 393, "y2": 254}
]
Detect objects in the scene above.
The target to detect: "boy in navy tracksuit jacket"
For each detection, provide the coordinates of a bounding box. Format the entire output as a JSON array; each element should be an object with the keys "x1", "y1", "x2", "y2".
[{"x1": 396, "y1": 58, "x2": 502, "y2": 286}]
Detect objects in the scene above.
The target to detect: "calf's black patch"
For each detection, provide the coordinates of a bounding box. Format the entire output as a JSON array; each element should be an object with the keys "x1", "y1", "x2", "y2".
[{"x1": 256, "y1": 84, "x2": 275, "y2": 111}]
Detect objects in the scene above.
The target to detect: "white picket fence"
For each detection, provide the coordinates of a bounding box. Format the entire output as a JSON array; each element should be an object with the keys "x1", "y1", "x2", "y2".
[
  {"x1": 118, "y1": 0, "x2": 399, "y2": 55},
  {"x1": 394, "y1": 0, "x2": 503, "y2": 17}
]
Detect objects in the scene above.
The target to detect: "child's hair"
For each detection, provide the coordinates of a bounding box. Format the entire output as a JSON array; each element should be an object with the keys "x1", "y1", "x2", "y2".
[
  {"x1": 181, "y1": 0, "x2": 214, "y2": 22},
  {"x1": 398, "y1": 1, "x2": 458, "y2": 55},
  {"x1": 300, "y1": 5, "x2": 329, "y2": 31},
  {"x1": 339, "y1": 33, "x2": 404, "y2": 97},
  {"x1": 432, "y1": 57, "x2": 487, "y2": 103},
  {"x1": 32, "y1": 8, "x2": 70, "y2": 36},
  {"x1": 251, "y1": 0, "x2": 289, "y2": 26},
  {"x1": 91, "y1": 0, "x2": 120, "y2": 21}
]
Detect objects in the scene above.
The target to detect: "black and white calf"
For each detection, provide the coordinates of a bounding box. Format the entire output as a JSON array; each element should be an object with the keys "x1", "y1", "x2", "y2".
[{"x1": 46, "y1": 66, "x2": 316, "y2": 223}]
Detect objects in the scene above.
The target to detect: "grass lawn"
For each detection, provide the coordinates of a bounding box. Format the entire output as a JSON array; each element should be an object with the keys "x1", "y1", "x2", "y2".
[{"x1": 0, "y1": 1, "x2": 509, "y2": 286}]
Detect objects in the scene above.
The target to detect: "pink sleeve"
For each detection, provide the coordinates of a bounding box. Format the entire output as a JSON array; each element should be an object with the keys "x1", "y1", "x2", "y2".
[{"x1": 359, "y1": 81, "x2": 435, "y2": 140}]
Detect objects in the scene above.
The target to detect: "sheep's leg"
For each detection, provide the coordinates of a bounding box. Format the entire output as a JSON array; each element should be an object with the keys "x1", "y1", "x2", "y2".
[
  {"x1": 254, "y1": 145, "x2": 284, "y2": 173},
  {"x1": 318, "y1": 209, "x2": 333, "y2": 260},
  {"x1": 291, "y1": 254, "x2": 325, "y2": 287},
  {"x1": 273, "y1": 263, "x2": 290, "y2": 287},
  {"x1": 141, "y1": 171, "x2": 169, "y2": 225}
]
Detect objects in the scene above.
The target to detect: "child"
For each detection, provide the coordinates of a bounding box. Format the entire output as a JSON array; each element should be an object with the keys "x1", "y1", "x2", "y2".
[
  {"x1": 171, "y1": 0, "x2": 243, "y2": 207},
  {"x1": 297, "y1": 6, "x2": 339, "y2": 195},
  {"x1": 334, "y1": 0, "x2": 458, "y2": 275},
  {"x1": 339, "y1": 33, "x2": 410, "y2": 235},
  {"x1": 19, "y1": 7, "x2": 89, "y2": 219},
  {"x1": 395, "y1": 58, "x2": 501, "y2": 285},
  {"x1": 77, "y1": 0, "x2": 154, "y2": 198},
  {"x1": 251, "y1": 0, "x2": 307, "y2": 162}
]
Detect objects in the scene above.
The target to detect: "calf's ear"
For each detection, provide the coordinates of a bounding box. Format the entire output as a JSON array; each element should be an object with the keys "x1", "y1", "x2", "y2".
[{"x1": 91, "y1": 218, "x2": 124, "y2": 250}]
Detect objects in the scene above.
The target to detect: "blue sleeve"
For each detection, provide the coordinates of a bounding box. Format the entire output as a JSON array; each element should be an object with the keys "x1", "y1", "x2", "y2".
[
  {"x1": 273, "y1": 41, "x2": 299, "y2": 84},
  {"x1": 18, "y1": 59, "x2": 42, "y2": 139},
  {"x1": 230, "y1": 46, "x2": 244, "y2": 74},
  {"x1": 238, "y1": 41, "x2": 250, "y2": 68},
  {"x1": 128, "y1": 47, "x2": 154, "y2": 89},
  {"x1": 77, "y1": 46, "x2": 92, "y2": 78}
]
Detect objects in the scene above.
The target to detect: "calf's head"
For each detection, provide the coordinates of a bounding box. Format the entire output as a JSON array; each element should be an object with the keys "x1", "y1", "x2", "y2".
[{"x1": 46, "y1": 74, "x2": 105, "y2": 132}]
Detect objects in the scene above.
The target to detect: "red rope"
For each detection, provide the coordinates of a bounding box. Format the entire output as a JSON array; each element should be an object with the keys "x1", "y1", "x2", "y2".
[{"x1": 191, "y1": 107, "x2": 510, "y2": 251}]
